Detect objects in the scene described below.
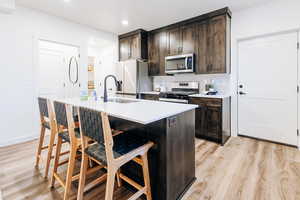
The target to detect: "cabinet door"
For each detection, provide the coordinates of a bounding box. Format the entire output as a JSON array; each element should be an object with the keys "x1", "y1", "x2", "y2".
[
  {"x1": 207, "y1": 15, "x2": 226, "y2": 73},
  {"x1": 158, "y1": 31, "x2": 168, "y2": 76},
  {"x1": 196, "y1": 21, "x2": 209, "y2": 74},
  {"x1": 190, "y1": 98, "x2": 205, "y2": 138},
  {"x1": 181, "y1": 23, "x2": 196, "y2": 54},
  {"x1": 119, "y1": 38, "x2": 130, "y2": 61},
  {"x1": 148, "y1": 33, "x2": 160, "y2": 76},
  {"x1": 130, "y1": 34, "x2": 141, "y2": 59},
  {"x1": 205, "y1": 104, "x2": 222, "y2": 141},
  {"x1": 195, "y1": 103, "x2": 206, "y2": 138},
  {"x1": 168, "y1": 27, "x2": 182, "y2": 55}
]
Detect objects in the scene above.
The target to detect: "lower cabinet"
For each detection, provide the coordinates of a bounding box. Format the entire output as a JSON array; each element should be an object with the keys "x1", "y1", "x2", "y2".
[
  {"x1": 189, "y1": 97, "x2": 231, "y2": 145},
  {"x1": 140, "y1": 93, "x2": 159, "y2": 101}
]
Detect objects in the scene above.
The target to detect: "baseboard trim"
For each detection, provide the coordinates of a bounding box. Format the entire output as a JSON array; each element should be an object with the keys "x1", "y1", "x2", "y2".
[
  {"x1": 238, "y1": 134, "x2": 297, "y2": 148},
  {"x1": 0, "y1": 133, "x2": 39, "y2": 148}
]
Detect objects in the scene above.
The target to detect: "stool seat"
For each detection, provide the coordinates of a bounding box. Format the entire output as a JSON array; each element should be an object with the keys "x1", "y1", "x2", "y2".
[
  {"x1": 85, "y1": 133, "x2": 147, "y2": 165},
  {"x1": 58, "y1": 128, "x2": 81, "y2": 143}
]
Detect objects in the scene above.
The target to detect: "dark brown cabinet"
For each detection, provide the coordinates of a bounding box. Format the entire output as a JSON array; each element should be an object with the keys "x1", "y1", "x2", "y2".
[
  {"x1": 119, "y1": 37, "x2": 131, "y2": 61},
  {"x1": 167, "y1": 23, "x2": 197, "y2": 56},
  {"x1": 181, "y1": 23, "x2": 197, "y2": 54},
  {"x1": 196, "y1": 21, "x2": 209, "y2": 74},
  {"x1": 196, "y1": 15, "x2": 230, "y2": 74},
  {"x1": 207, "y1": 15, "x2": 227, "y2": 73},
  {"x1": 118, "y1": 29, "x2": 148, "y2": 61},
  {"x1": 130, "y1": 34, "x2": 140, "y2": 59},
  {"x1": 189, "y1": 97, "x2": 231, "y2": 145},
  {"x1": 140, "y1": 93, "x2": 159, "y2": 101},
  {"x1": 148, "y1": 31, "x2": 168, "y2": 76},
  {"x1": 120, "y1": 7, "x2": 231, "y2": 76},
  {"x1": 167, "y1": 26, "x2": 182, "y2": 56}
]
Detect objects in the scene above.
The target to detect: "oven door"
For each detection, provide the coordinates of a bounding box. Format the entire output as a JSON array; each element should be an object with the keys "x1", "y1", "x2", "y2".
[{"x1": 159, "y1": 98, "x2": 189, "y2": 104}]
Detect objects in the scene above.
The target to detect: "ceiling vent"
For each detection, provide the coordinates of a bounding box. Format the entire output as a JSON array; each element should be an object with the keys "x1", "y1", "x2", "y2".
[{"x1": 0, "y1": 0, "x2": 16, "y2": 14}]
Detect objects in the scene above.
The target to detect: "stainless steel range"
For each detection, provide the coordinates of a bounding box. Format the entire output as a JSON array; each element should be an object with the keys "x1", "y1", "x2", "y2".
[{"x1": 159, "y1": 82, "x2": 199, "y2": 104}]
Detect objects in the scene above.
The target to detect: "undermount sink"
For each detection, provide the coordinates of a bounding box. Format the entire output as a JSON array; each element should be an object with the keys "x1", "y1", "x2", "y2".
[{"x1": 107, "y1": 98, "x2": 138, "y2": 104}]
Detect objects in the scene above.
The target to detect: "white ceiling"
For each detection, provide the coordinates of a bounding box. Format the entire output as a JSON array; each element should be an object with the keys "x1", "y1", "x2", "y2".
[{"x1": 16, "y1": 0, "x2": 274, "y2": 34}]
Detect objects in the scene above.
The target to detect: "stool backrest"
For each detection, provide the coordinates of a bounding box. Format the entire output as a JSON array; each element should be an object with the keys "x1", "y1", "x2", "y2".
[
  {"x1": 53, "y1": 101, "x2": 68, "y2": 128},
  {"x1": 78, "y1": 107, "x2": 114, "y2": 161},
  {"x1": 38, "y1": 97, "x2": 49, "y2": 118},
  {"x1": 54, "y1": 101, "x2": 78, "y2": 145}
]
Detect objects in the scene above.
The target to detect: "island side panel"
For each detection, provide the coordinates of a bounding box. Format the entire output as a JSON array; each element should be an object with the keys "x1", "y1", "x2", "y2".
[
  {"x1": 166, "y1": 109, "x2": 196, "y2": 200},
  {"x1": 118, "y1": 109, "x2": 195, "y2": 200},
  {"x1": 118, "y1": 118, "x2": 168, "y2": 200}
]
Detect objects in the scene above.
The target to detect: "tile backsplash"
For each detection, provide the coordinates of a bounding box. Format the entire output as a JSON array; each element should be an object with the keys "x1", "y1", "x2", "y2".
[{"x1": 153, "y1": 74, "x2": 231, "y2": 94}]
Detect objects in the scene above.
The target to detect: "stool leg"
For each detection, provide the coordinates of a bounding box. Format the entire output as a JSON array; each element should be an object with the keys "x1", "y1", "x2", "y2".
[
  {"x1": 44, "y1": 128, "x2": 56, "y2": 178},
  {"x1": 50, "y1": 136, "x2": 62, "y2": 188},
  {"x1": 77, "y1": 152, "x2": 89, "y2": 200},
  {"x1": 105, "y1": 168, "x2": 116, "y2": 200},
  {"x1": 64, "y1": 144, "x2": 77, "y2": 200},
  {"x1": 116, "y1": 170, "x2": 122, "y2": 187},
  {"x1": 141, "y1": 154, "x2": 152, "y2": 200},
  {"x1": 35, "y1": 125, "x2": 46, "y2": 168}
]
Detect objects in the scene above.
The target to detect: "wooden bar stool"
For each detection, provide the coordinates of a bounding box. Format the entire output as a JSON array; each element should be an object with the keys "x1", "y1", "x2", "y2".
[
  {"x1": 35, "y1": 97, "x2": 58, "y2": 178},
  {"x1": 77, "y1": 107, "x2": 154, "y2": 200},
  {"x1": 50, "y1": 102, "x2": 102, "y2": 200},
  {"x1": 50, "y1": 101, "x2": 82, "y2": 200}
]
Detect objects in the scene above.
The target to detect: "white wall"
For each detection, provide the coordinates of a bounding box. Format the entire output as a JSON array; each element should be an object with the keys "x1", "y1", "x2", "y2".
[
  {"x1": 0, "y1": 0, "x2": 15, "y2": 13},
  {"x1": 231, "y1": 0, "x2": 300, "y2": 137},
  {"x1": 0, "y1": 6, "x2": 118, "y2": 146}
]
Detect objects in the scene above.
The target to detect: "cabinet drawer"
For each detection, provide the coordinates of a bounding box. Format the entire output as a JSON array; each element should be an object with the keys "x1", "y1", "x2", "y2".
[
  {"x1": 190, "y1": 97, "x2": 222, "y2": 106},
  {"x1": 140, "y1": 94, "x2": 159, "y2": 101}
]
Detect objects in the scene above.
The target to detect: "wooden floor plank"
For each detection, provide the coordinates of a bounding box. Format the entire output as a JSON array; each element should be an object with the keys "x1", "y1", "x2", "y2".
[{"x1": 1, "y1": 136, "x2": 300, "y2": 200}]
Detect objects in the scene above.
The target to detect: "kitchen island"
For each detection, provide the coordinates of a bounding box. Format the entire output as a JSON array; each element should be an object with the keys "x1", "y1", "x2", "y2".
[{"x1": 49, "y1": 97, "x2": 198, "y2": 200}]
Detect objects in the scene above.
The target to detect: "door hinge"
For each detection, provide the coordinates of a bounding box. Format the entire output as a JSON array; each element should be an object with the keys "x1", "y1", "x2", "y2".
[
  {"x1": 78, "y1": 54, "x2": 81, "y2": 58},
  {"x1": 297, "y1": 42, "x2": 299, "y2": 50},
  {"x1": 298, "y1": 85, "x2": 299, "y2": 93},
  {"x1": 297, "y1": 129, "x2": 299, "y2": 136}
]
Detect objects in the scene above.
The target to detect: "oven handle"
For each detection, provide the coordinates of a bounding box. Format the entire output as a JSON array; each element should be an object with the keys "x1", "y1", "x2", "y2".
[{"x1": 159, "y1": 98, "x2": 189, "y2": 104}]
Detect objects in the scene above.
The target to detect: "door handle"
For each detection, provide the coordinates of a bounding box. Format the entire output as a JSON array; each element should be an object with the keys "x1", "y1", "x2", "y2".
[{"x1": 239, "y1": 91, "x2": 247, "y2": 95}]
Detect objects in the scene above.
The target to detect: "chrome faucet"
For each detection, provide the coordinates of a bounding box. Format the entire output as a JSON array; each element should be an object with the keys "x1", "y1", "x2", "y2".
[{"x1": 103, "y1": 75, "x2": 122, "y2": 102}]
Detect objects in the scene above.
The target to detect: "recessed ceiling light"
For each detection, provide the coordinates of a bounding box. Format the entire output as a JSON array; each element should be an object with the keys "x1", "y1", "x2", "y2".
[
  {"x1": 121, "y1": 20, "x2": 129, "y2": 26},
  {"x1": 64, "y1": 0, "x2": 71, "y2": 2}
]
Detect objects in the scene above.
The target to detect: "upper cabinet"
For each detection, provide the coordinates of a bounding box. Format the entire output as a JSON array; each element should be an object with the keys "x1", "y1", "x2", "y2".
[
  {"x1": 167, "y1": 26, "x2": 182, "y2": 56},
  {"x1": 119, "y1": 7, "x2": 231, "y2": 76},
  {"x1": 166, "y1": 23, "x2": 197, "y2": 56},
  {"x1": 148, "y1": 30, "x2": 168, "y2": 76},
  {"x1": 196, "y1": 14, "x2": 230, "y2": 74},
  {"x1": 181, "y1": 23, "x2": 197, "y2": 54},
  {"x1": 118, "y1": 29, "x2": 148, "y2": 61},
  {"x1": 119, "y1": 37, "x2": 131, "y2": 61}
]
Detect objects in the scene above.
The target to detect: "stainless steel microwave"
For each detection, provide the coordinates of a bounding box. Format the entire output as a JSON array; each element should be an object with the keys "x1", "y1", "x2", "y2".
[{"x1": 165, "y1": 54, "x2": 194, "y2": 74}]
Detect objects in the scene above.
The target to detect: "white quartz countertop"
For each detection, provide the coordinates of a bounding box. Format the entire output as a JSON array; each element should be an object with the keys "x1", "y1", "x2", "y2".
[
  {"x1": 46, "y1": 96, "x2": 198, "y2": 125},
  {"x1": 189, "y1": 94, "x2": 231, "y2": 99},
  {"x1": 139, "y1": 91, "x2": 160, "y2": 95}
]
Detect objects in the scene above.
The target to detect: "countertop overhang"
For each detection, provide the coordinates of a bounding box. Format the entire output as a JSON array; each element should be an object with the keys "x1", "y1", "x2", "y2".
[{"x1": 45, "y1": 96, "x2": 198, "y2": 125}]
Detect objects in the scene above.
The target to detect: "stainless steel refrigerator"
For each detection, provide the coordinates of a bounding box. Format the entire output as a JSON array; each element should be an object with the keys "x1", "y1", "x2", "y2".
[{"x1": 116, "y1": 59, "x2": 152, "y2": 98}]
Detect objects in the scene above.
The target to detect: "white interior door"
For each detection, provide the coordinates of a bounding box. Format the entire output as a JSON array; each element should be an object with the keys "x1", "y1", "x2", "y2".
[
  {"x1": 238, "y1": 31, "x2": 298, "y2": 146},
  {"x1": 38, "y1": 40, "x2": 80, "y2": 98},
  {"x1": 38, "y1": 48, "x2": 65, "y2": 97}
]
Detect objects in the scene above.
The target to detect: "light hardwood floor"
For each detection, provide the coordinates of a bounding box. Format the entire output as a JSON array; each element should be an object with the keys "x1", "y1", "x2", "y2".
[{"x1": 1, "y1": 136, "x2": 300, "y2": 200}]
